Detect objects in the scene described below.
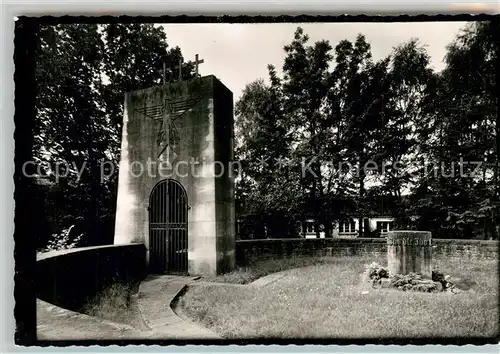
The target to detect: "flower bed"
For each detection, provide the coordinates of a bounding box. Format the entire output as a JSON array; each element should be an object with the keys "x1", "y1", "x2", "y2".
[{"x1": 364, "y1": 262, "x2": 475, "y2": 294}]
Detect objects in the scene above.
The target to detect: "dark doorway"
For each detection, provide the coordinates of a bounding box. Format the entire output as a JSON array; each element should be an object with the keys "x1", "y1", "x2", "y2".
[{"x1": 149, "y1": 179, "x2": 188, "y2": 274}]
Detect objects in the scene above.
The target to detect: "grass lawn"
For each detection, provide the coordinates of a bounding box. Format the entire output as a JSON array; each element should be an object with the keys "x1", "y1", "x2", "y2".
[
  {"x1": 178, "y1": 255, "x2": 499, "y2": 339},
  {"x1": 203, "y1": 256, "x2": 349, "y2": 284},
  {"x1": 80, "y1": 282, "x2": 149, "y2": 331}
]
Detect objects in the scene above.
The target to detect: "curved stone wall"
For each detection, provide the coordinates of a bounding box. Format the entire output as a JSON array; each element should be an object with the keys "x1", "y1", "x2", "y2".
[
  {"x1": 36, "y1": 244, "x2": 147, "y2": 311},
  {"x1": 235, "y1": 238, "x2": 499, "y2": 266}
]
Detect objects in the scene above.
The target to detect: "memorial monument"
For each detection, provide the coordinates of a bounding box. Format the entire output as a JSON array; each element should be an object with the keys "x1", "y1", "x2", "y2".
[
  {"x1": 114, "y1": 56, "x2": 236, "y2": 276},
  {"x1": 387, "y1": 230, "x2": 432, "y2": 278}
]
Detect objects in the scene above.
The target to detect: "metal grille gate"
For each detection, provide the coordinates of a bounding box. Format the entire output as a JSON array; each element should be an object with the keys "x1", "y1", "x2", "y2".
[{"x1": 149, "y1": 179, "x2": 188, "y2": 274}]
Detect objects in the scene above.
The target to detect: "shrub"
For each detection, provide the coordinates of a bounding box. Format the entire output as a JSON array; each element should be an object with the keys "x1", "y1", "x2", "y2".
[
  {"x1": 364, "y1": 262, "x2": 389, "y2": 287},
  {"x1": 43, "y1": 224, "x2": 83, "y2": 252},
  {"x1": 390, "y1": 273, "x2": 438, "y2": 292},
  {"x1": 362, "y1": 264, "x2": 466, "y2": 293}
]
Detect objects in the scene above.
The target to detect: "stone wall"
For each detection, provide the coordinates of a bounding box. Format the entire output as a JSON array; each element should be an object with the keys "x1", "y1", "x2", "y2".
[
  {"x1": 235, "y1": 238, "x2": 499, "y2": 266},
  {"x1": 432, "y1": 239, "x2": 499, "y2": 259},
  {"x1": 36, "y1": 244, "x2": 147, "y2": 311}
]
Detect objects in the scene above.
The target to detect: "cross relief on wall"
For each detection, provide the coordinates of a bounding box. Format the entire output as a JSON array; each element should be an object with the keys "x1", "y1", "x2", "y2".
[{"x1": 135, "y1": 96, "x2": 203, "y2": 160}]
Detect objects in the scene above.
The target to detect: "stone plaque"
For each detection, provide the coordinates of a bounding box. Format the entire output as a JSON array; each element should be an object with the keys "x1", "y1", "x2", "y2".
[{"x1": 387, "y1": 231, "x2": 432, "y2": 278}]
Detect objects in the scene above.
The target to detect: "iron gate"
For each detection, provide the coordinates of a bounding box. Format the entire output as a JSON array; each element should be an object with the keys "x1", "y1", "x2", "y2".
[{"x1": 149, "y1": 179, "x2": 188, "y2": 274}]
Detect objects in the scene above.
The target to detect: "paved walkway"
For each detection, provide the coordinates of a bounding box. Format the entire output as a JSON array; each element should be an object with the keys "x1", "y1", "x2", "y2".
[
  {"x1": 37, "y1": 299, "x2": 154, "y2": 340},
  {"x1": 194, "y1": 272, "x2": 287, "y2": 288},
  {"x1": 137, "y1": 275, "x2": 221, "y2": 339},
  {"x1": 37, "y1": 271, "x2": 288, "y2": 340},
  {"x1": 250, "y1": 271, "x2": 287, "y2": 287},
  {"x1": 37, "y1": 275, "x2": 220, "y2": 340}
]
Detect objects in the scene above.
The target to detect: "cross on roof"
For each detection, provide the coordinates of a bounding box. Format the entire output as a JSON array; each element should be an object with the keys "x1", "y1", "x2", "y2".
[
  {"x1": 157, "y1": 58, "x2": 182, "y2": 85},
  {"x1": 173, "y1": 57, "x2": 182, "y2": 81},
  {"x1": 193, "y1": 54, "x2": 204, "y2": 77},
  {"x1": 157, "y1": 54, "x2": 204, "y2": 84}
]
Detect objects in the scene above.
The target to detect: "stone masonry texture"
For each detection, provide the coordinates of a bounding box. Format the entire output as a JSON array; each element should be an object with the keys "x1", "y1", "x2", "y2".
[{"x1": 114, "y1": 75, "x2": 235, "y2": 276}]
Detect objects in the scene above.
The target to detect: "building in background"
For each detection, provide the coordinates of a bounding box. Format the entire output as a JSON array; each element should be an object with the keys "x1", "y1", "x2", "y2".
[{"x1": 301, "y1": 216, "x2": 395, "y2": 239}]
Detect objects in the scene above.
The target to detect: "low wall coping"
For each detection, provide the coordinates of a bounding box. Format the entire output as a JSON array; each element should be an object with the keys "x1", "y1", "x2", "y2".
[
  {"x1": 236, "y1": 237, "x2": 383, "y2": 243},
  {"x1": 236, "y1": 238, "x2": 498, "y2": 245},
  {"x1": 37, "y1": 243, "x2": 145, "y2": 261},
  {"x1": 433, "y1": 239, "x2": 499, "y2": 245}
]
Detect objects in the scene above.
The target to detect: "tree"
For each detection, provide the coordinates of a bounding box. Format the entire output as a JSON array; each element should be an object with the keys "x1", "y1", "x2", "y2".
[
  {"x1": 375, "y1": 39, "x2": 434, "y2": 228},
  {"x1": 235, "y1": 22, "x2": 498, "y2": 240},
  {"x1": 327, "y1": 35, "x2": 393, "y2": 237},
  {"x1": 236, "y1": 28, "x2": 391, "y2": 237},
  {"x1": 408, "y1": 21, "x2": 499, "y2": 239},
  {"x1": 280, "y1": 28, "x2": 337, "y2": 237},
  {"x1": 35, "y1": 24, "x2": 108, "y2": 247},
  {"x1": 34, "y1": 24, "x2": 196, "y2": 248},
  {"x1": 235, "y1": 66, "x2": 300, "y2": 233}
]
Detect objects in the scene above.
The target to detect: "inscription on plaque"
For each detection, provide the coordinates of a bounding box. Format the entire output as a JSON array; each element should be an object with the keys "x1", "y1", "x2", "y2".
[{"x1": 387, "y1": 238, "x2": 431, "y2": 246}]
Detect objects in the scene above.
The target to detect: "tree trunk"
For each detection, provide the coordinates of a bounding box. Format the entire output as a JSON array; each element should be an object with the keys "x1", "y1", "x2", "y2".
[
  {"x1": 493, "y1": 23, "x2": 500, "y2": 241},
  {"x1": 358, "y1": 167, "x2": 365, "y2": 238},
  {"x1": 315, "y1": 163, "x2": 324, "y2": 239},
  {"x1": 325, "y1": 221, "x2": 332, "y2": 238},
  {"x1": 495, "y1": 22, "x2": 500, "y2": 200}
]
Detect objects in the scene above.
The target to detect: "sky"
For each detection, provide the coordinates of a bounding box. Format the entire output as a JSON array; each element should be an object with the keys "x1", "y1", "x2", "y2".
[{"x1": 161, "y1": 22, "x2": 468, "y2": 101}]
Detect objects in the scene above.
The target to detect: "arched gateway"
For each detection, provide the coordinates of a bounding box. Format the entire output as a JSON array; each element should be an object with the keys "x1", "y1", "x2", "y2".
[{"x1": 148, "y1": 179, "x2": 188, "y2": 274}]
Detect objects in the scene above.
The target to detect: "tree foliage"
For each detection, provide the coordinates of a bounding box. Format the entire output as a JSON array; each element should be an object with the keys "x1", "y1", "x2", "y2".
[
  {"x1": 236, "y1": 23, "x2": 499, "y2": 240},
  {"x1": 33, "y1": 22, "x2": 499, "y2": 245},
  {"x1": 34, "y1": 24, "x2": 194, "y2": 249}
]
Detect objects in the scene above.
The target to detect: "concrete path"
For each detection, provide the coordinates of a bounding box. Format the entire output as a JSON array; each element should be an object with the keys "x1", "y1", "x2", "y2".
[
  {"x1": 37, "y1": 275, "x2": 221, "y2": 340},
  {"x1": 250, "y1": 271, "x2": 287, "y2": 287},
  {"x1": 137, "y1": 275, "x2": 221, "y2": 339},
  {"x1": 37, "y1": 299, "x2": 156, "y2": 340},
  {"x1": 37, "y1": 271, "x2": 289, "y2": 340},
  {"x1": 194, "y1": 271, "x2": 288, "y2": 288}
]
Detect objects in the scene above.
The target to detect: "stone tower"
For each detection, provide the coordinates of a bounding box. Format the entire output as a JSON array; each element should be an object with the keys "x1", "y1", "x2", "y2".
[{"x1": 114, "y1": 75, "x2": 236, "y2": 276}]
